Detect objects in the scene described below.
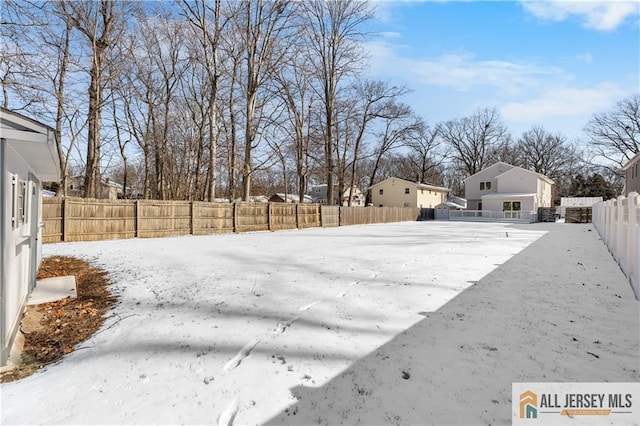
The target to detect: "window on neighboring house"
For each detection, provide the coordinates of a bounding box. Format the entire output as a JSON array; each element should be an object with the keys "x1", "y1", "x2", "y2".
[
  {"x1": 480, "y1": 182, "x2": 485, "y2": 190},
  {"x1": 486, "y1": 181, "x2": 492, "y2": 190},
  {"x1": 403, "y1": 202, "x2": 410, "y2": 207},
  {"x1": 405, "y1": 188, "x2": 410, "y2": 194},
  {"x1": 502, "y1": 201, "x2": 521, "y2": 211},
  {"x1": 379, "y1": 204, "x2": 383, "y2": 207},
  {"x1": 379, "y1": 189, "x2": 384, "y2": 195}
]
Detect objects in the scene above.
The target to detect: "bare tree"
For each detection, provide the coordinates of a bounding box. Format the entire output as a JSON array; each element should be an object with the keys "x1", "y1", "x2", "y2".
[
  {"x1": 345, "y1": 81, "x2": 410, "y2": 206},
  {"x1": 272, "y1": 45, "x2": 317, "y2": 202},
  {"x1": 58, "y1": 1, "x2": 124, "y2": 198},
  {"x1": 403, "y1": 121, "x2": 447, "y2": 184},
  {"x1": 302, "y1": 0, "x2": 373, "y2": 205},
  {"x1": 440, "y1": 107, "x2": 509, "y2": 177},
  {"x1": 516, "y1": 125, "x2": 579, "y2": 178},
  {"x1": 1, "y1": 2, "x2": 89, "y2": 196},
  {"x1": 365, "y1": 102, "x2": 421, "y2": 204},
  {"x1": 584, "y1": 94, "x2": 640, "y2": 169},
  {"x1": 219, "y1": 34, "x2": 243, "y2": 201},
  {"x1": 180, "y1": 0, "x2": 224, "y2": 201},
  {"x1": 235, "y1": 0, "x2": 296, "y2": 201}
]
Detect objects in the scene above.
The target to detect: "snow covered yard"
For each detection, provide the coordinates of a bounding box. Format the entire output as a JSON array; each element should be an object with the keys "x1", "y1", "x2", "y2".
[
  {"x1": 1, "y1": 221, "x2": 542, "y2": 424},
  {"x1": 2, "y1": 221, "x2": 636, "y2": 425}
]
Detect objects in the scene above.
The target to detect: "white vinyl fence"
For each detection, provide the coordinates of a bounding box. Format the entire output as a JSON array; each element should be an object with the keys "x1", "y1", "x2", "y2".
[
  {"x1": 593, "y1": 192, "x2": 640, "y2": 300},
  {"x1": 448, "y1": 210, "x2": 537, "y2": 223}
]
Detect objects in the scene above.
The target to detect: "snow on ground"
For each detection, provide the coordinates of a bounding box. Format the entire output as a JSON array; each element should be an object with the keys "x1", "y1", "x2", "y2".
[{"x1": 1, "y1": 221, "x2": 637, "y2": 425}]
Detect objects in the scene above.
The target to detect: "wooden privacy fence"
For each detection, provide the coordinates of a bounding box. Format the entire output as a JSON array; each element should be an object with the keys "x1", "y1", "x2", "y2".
[
  {"x1": 339, "y1": 206, "x2": 419, "y2": 226},
  {"x1": 537, "y1": 207, "x2": 557, "y2": 223},
  {"x1": 42, "y1": 198, "x2": 424, "y2": 243},
  {"x1": 565, "y1": 207, "x2": 593, "y2": 223},
  {"x1": 592, "y1": 192, "x2": 640, "y2": 300}
]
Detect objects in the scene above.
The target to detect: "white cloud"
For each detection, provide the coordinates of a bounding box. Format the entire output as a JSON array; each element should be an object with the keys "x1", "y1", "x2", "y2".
[
  {"x1": 366, "y1": 41, "x2": 567, "y2": 95},
  {"x1": 521, "y1": 1, "x2": 639, "y2": 31},
  {"x1": 500, "y1": 82, "x2": 626, "y2": 122},
  {"x1": 576, "y1": 52, "x2": 594, "y2": 64},
  {"x1": 364, "y1": 39, "x2": 631, "y2": 137},
  {"x1": 380, "y1": 31, "x2": 402, "y2": 39}
]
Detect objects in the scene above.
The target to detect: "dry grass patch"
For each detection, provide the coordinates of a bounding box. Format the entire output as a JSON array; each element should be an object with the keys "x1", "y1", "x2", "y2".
[{"x1": 0, "y1": 256, "x2": 115, "y2": 383}]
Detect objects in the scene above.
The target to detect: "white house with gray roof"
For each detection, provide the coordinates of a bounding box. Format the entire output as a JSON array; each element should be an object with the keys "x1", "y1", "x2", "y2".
[{"x1": 464, "y1": 162, "x2": 554, "y2": 216}]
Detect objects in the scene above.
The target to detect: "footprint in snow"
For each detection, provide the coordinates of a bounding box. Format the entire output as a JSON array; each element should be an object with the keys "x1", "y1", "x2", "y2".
[
  {"x1": 223, "y1": 339, "x2": 260, "y2": 372},
  {"x1": 274, "y1": 316, "x2": 300, "y2": 335},
  {"x1": 298, "y1": 300, "x2": 322, "y2": 311},
  {"x1": 217, "y1": 396, "x2": 239, "y2": 426}
]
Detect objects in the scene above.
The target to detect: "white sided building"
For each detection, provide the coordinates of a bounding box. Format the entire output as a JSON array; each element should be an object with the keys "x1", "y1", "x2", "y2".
[
  {"x1": 464, "y1": 162, "x2": 554, "y2": 216},
  {"x1": 1, "y1": 108, "x2": 60, "y2": 366}
]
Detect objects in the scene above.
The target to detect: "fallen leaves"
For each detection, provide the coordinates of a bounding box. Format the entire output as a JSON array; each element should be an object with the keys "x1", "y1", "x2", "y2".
[{"x1": 0, "y1": 256, "x2": 115, "y2": 383}]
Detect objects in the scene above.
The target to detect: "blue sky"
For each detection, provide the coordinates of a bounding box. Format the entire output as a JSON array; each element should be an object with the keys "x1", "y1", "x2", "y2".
[{"x1": 365, "y1": 0, "x2": 639, "y2": 140}]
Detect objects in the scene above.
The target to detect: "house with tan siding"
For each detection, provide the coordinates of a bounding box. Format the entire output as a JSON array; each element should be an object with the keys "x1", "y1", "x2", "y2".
[
  {"x1": 464, "y1": 162, "x2": 554, "y2": 215},
  {"x1": 369, "y1": 177, "x2": 449, "y2": 208}
]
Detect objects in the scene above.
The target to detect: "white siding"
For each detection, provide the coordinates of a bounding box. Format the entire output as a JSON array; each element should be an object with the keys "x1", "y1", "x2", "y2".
[
  {"x1": 496, "y1": 167, "x2": 537, "y2": 193},
  {"x1": 2, "y1": 143, "x2": 35, "y2": 362},
  {"x1": 464, "y1": 163, "x2": 513, "y2": 201}
]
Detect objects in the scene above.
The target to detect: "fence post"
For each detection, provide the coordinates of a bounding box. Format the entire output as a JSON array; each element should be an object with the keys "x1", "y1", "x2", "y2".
[
  {"x1": 607, "y1": 200, "x2": 614, "y2": 253},
  {"x1": 135, "y1": 200, "x2": 140, "y2": 238},
  {"x1": 615, "y1": 195, "x2": 624, "y2": 264},
  {"x1": 62, "y1": 197, "x2": 68, "y2": 242},
  {"x1": 268, "y1": 202, "x2": 273, "y2": 231},
  {"x1": 628, "y1": 192, "x2": 639, "y2": 298},
  {"x1": 295, "y1": 203, "x2": 300, "y2": 229},
  {"x1": 190, "y1": 201, "x2": 194, "y2": 235},
  {"x1": 233, "y1": 202, "x2": 238, "y2": 233}
]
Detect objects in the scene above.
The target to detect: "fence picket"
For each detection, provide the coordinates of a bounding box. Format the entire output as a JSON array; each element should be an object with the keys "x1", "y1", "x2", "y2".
[
  {"x1": 42, "y1": 198, "x2": 428, "y2": 243},
  {"x1": 593, "y1": 193, "x2": 639, "y2": 300}
]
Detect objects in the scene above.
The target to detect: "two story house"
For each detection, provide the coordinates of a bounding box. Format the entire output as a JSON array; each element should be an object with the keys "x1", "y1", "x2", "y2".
[
  {"x1": 464, "y1": 162, "x2": 554, "y2": 215},
  {"x1": 310, "y1": 184, "x2": 365, "y2": 206},
  {"x1": 369, "y1": 177, "x2": 449, "y2": 208},
  {"x1": 67, "y1": 175, "x2": 124, "y2": 199}
]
